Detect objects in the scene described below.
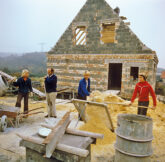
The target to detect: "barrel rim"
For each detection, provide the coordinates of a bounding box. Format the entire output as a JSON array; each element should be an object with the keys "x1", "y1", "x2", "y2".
[
  {"x1": 115, "y1": 130, "x2": 154, "y2": 142},
  {"x1": 118, "y1": 114, "x2": 153, "y2": 122},
  {"x1": 114, "y1": 144, "x2": 153, "y2": 157}
]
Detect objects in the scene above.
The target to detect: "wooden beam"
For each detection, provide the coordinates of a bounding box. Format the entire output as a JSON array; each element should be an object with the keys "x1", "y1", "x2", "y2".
[
  {"x1": 41, "y1": 124, "x2": 104, "y2": 139},
  {"x1": 72, "y1": 102, "x2": 87, "y2": 122},
  {"x1": 16, "y1": 133, "x2": 43, "y2": 145},
  {"x1": 71, "y1": 99, "x2": 107, "y2": 108},
  {"x1": 104, "y1": 106, "x2": 114, "y2": 132},
  {"x1": 66, "y1": 128, "x2": 104, "y2": 139},
  {"x1": 56, "y1": 143, "x2": 89, "y2": 157},
  {"x1": 43, "y1": 112, "x2": 70, "y2": 158}
]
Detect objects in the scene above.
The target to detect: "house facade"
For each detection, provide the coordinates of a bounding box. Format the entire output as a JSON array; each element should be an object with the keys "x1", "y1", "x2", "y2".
[{"x1": 47, "y1": 0, "x2": 158, "y2": 98}]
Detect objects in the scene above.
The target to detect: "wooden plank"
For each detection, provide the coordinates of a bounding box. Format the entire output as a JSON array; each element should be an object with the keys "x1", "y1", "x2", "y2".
[
  {"x1": 32, "y1": 88, "x2": 46, "y2": 98},
  {"x1": 41, "y1": 124, "x2": 104, "y2": 139},
  {"x1": 101, "y1": 31, "x2": 115, "y2": 34},
  {"x1": 43, "y1": 112, "x2": 70, "y2": 158},
  {"x1": 56, "y1": 143, "x2": 89, "y2": 157},
  {"x1": 101, "y1": 33, "x2": 115, "y2": 37},
  {"x1": 16, "y1": 133, "x2": 43, "y2": 145},
  {"x1": 102, "y1": 35, "x2": 115, "y2": 38},
  {"x1": 73, "y1": 102, "x2": 87, "y2": 122},
  {"x1": 104, "y1": 106, "x2": 114, "y2": 132},
  {"x1": 66, "y1": 128, "x2": 104, "y2": 139},
  {"x1": 101, "y1": 39, "x2": 115, "y2": 43},
  {"x1": 72, "y1": 99, "x2": 107, "y2": 107},
  {"x1": 17, "y1": 134, "x2": 89, "y2": 157}
]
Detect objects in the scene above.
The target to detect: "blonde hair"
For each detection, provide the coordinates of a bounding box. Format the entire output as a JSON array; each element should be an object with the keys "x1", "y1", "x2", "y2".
[
  {"x1": 22, "y1": 69, "x2": 29, "y2": 77},
  {"x1": 84, "y1": 70, "x2": 90, "y2": 76}
]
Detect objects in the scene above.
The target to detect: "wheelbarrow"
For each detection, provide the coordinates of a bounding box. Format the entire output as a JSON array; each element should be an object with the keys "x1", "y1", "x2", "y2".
[{"x1": 0, "y1": 104, "x2": 44, "y2": 131}]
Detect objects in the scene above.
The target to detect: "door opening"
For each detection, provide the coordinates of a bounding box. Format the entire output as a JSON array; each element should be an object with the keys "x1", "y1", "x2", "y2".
[{"x1": 108, "y1": 63, "x2": 122, "y2": 90}]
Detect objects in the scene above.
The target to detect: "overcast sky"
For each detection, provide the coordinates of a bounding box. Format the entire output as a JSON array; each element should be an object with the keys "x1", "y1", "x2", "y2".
[{"x1": 0, "y1": 0, "x2": 165, "y2": 67}]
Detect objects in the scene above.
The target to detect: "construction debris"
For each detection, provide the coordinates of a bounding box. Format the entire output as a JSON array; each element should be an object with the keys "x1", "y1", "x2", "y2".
[{"x1": 17, "y1": 111, "x2": 104, "y2": 161}]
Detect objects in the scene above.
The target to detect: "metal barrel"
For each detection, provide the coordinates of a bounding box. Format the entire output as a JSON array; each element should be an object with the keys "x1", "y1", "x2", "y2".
[
  {"x1": 114, "y1": 114, "x2": 153, "y2": 162},
  {"x1": 0, "y1": 75, "x2": 8, "y2": 96}
]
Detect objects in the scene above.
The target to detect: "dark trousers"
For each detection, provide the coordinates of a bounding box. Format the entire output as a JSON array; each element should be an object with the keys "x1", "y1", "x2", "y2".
[
  {"x1": 77, "y1": 95, "x2": 87, "y2": 100},
  {"x1": 138, "y1": 101, "x2": 149, "y2": 116},
  {"x1": 16, "y1": 93, "x2": 29, "y2": 113}
]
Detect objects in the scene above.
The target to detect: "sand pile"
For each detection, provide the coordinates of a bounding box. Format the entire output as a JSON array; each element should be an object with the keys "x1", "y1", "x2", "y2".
[{"x1": 79, "y1": 91, "x2": 165, "y2": 162}]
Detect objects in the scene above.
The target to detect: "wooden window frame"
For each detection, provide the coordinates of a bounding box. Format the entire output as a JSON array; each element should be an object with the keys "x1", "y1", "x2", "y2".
[
  {"x1": 73, "y1": 26, "x2": 87, "y2": 46},
  {"x1": 100, "y1": 21, "x2": 119, "y2": 44},
  {"x1": 130, "y1": 67, "x2": 139, "y2": 81}
]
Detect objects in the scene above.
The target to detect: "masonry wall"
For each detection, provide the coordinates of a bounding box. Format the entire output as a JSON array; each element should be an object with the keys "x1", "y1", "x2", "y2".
[{"x1": 47, "y1": 53, "x2": 157, "y2": 98}]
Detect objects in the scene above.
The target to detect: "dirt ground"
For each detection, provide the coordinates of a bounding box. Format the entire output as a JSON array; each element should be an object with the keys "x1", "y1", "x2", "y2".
[{"x1": 0, "y1": 92, "x2": 165, "y2": 162}]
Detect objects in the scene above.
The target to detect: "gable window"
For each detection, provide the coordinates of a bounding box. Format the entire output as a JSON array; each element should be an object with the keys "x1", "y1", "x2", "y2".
[
  {"x1": 100, "y1": 23, "x2": 116, "y2": 44},
  {"x1": 130, "y1": 67, "x2": 139, "y2": 81},
  {"x1": 73, "y1": 26, "x2": 87, "y2": 45}
]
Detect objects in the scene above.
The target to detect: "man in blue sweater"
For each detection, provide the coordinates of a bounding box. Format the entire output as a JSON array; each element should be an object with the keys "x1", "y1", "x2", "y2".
[
  {"x1": 78, "y1": 71, "x2": 91, "y2": 100},
  {"x1": 13, "y1": 69, "x2": 33, "y2": 114},
  {"x1": 44, "y1": 68, "x2": 57, "y2": 118}
]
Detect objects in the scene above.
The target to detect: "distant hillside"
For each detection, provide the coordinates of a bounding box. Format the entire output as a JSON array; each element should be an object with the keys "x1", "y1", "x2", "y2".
[
  {"x1": 0, "y1": 52, "x2": 47, "y2": 77},
  {"x1": 0, "y1": 52, "x2": 20, "y2": 57}
]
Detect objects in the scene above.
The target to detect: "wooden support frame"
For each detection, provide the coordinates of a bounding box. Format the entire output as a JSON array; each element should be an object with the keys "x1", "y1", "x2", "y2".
[{"x1": 71, "y1": 99, "x2": 114, "y2": 132}]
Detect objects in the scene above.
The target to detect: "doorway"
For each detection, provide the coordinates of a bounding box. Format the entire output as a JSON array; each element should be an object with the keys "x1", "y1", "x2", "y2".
[{"x1": 108, "y1": 63, "x2": 122, "y2": 90}]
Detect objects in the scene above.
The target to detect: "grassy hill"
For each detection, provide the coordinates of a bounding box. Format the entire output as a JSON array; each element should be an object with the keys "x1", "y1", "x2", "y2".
[{"x1": 0, "y1": 52, "x2": 47, "y2": 77}]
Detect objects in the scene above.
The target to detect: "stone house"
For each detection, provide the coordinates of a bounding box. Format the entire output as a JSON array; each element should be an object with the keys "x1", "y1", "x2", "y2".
[{"x1": 47, "y1": 0, "x2": 158, "y2": 98}]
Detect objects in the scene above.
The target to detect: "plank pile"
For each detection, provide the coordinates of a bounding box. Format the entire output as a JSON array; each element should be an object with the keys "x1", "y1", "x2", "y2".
[{"x1": 17, "y1": 112, "x2": 104, "y2": 158}]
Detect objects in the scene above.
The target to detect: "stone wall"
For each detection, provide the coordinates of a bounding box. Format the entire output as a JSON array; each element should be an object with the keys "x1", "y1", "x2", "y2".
[
  {"x1": 48, "y1": 0, "x2": 154, "y2": 55},
  {"x1": 47, "y1": 53, "x2": 157, "y2": 98}
]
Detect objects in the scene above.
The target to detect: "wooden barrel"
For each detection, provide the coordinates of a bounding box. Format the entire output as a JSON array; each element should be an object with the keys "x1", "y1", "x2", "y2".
[{"x1": 114, "y1": 114, "x2": 153, "y2": 162}]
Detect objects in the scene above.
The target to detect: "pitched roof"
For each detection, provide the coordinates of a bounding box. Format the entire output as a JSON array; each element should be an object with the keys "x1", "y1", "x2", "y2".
[{"x1": 48, "y1": 0, "x2": 153, "y2": 55}]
